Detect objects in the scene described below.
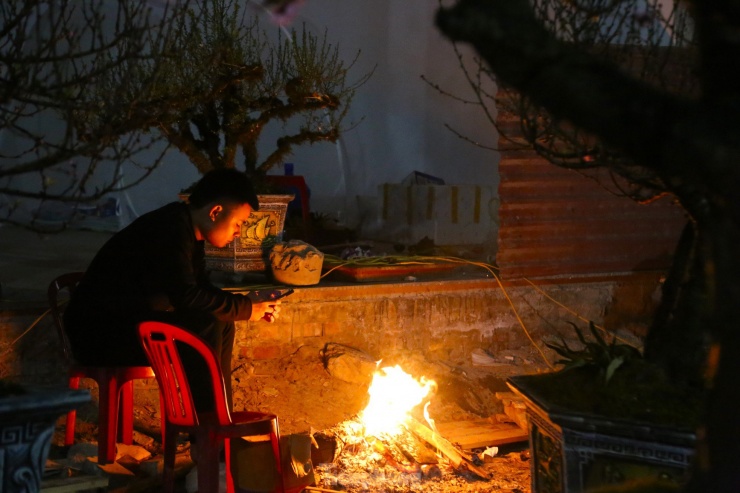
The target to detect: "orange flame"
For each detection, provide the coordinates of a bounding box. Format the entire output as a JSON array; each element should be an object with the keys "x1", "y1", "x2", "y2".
[{"x1": 359, "y1": 364, "x2": 435, "y2": 437}]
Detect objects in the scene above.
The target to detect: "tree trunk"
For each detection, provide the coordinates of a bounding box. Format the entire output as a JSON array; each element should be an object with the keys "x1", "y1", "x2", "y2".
[
  {"x1": 644, "y1": 220, "x2": 707, "y2": 388},
  {"x1": 688, "y1": 217, "x2": 740, "y2": 492}
]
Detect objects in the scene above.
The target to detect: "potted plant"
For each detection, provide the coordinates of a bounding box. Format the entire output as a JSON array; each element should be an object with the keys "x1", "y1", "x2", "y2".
[
  {"x1": 0, "y1": 381, "x2": 89, "y2": 493},
  {"x1": 81, "y1": 0, "x2": 371, "y2": 272},
  {"x1": 507, "y1": 323, "x2": 701, "y2": 493}
]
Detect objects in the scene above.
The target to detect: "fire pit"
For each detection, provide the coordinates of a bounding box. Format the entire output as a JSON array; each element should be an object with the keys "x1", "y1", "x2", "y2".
[
  {"x1": 231, "y1": 349, "x2": 535, "y2": 493},
  {"x1": 313, "y1": 421, "x2": 529, "y2": 493}
]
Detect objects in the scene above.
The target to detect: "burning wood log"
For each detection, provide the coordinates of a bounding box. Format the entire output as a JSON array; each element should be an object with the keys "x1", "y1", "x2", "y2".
[
  {"x1": 367, "y1": 436, "x2": 420, "y2": 474},
  {"x1": 404, "y1": 417, "x2": 490, "y2": 479},
  {"x1": 400, "y1": 434, "x2": 439, "y2": 465},
  {"x1": 394, "y1": 442, "x2": 420, "y2": 466}
]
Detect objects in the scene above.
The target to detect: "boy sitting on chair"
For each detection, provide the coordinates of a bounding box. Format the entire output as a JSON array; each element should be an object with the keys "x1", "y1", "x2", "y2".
[{"x1": 64, "y1": 168, "x2": 279, "y2": 410}]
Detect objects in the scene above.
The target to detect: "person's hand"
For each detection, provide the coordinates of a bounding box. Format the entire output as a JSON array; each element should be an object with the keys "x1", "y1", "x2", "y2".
[{"x1": 249, "y1": 299, "x2": 281, "y2": 322}]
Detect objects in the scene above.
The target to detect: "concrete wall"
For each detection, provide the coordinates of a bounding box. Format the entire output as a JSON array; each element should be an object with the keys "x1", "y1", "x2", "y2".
[{"x1": 231, "y1": 273, "x2": 661, "y2": 367}]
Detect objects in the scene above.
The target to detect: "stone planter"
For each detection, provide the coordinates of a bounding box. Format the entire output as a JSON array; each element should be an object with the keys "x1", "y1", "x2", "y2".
[
  {"x1": 507, "y1": 375, "x2": 696, "y2": 493},
  {"x1": 0, "y1": 387, "x2": 90, "y2": 493},
  {"x1": 205, "y1": 194, "x2": 294, "y2": 273}
]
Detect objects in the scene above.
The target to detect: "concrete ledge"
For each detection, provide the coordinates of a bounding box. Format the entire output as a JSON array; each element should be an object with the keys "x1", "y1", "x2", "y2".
[{"x1": 231, "y1": 271, "x2": 662, "y2": 364}]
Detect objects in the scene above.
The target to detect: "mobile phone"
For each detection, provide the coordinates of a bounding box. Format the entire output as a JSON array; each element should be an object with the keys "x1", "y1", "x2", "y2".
[
  {"x1": 252, "y1": 288, "x2": 294, "y2": 302},
  {"x1": 260, "y1": 288, "x2": 294, "y2": 322},
  {"x1": 266, "y1": 288, "x2": 294, "y2": 301}
]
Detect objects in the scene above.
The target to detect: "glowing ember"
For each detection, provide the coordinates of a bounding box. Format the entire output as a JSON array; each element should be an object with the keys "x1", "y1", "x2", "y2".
[{"x1": 359, "y1": 364, "x2": 436, "y2": 437}]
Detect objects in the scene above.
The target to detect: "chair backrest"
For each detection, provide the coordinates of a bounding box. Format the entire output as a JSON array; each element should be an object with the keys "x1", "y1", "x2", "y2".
[
  {"x1": 47, "y1": 272, "x2": 85, "y2": 362},
  {"x1": 138, "y1": 321, "x2": 233, "y2": 427}
]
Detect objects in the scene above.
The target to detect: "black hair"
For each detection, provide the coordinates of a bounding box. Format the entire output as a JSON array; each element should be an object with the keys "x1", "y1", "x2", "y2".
[{"x1": 188, "y1": 169, "x2": 260, "y2": 211}]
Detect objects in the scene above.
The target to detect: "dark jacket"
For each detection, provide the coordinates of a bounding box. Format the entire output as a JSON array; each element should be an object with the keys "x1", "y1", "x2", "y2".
[{"x1": 64, "y1": 202, "x2": 252, "y2": 365}]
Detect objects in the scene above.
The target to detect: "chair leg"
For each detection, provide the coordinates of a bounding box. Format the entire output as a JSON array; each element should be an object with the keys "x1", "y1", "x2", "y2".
[
  {"x1": 162, "y1": 427, "x2": 178, "y2": 493},
  {"x1": 225, "y1": 438, "x2": 234, "y2": 493},
  {"x1": 65, "y1": 376, "x2": 81, "y2": 446},
  {"x1": 270, "y1": 419, "x2": 285, "y2": 493},
  {"x1": 197, "y1": 435, "x2": 221, "y2": 493},
  {"x1": 159, "y1": 389, "x2": 166, "y2": 449},
  {"x1": 98, "y1": 376, "x2": 120, "y2": 464},
  {"x1": 118, "y1": 380, "x2": 135, "y2": 444}
]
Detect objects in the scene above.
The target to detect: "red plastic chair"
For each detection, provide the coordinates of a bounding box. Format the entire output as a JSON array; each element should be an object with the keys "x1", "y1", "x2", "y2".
[
  {"x1": 48, "y1": 272, "x2": 158, "y2": 465},
  {"x1": 138, "y1": 320, "x2": 285, "y2": 493}
]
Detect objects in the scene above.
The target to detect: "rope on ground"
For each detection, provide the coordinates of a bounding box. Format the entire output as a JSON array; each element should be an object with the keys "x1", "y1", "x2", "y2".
[{"x1": 0, "y1": 307, "x2": 51, "y2": 358}]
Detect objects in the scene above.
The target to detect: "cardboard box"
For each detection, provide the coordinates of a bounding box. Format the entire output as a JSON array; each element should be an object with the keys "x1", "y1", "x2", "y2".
[{"x1": 232, "y1": 433, "x2": 315, "y2": 493}]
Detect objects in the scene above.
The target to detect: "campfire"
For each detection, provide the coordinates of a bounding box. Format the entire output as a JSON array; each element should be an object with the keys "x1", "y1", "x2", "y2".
[
  {"x1": 230, "y1": 343, "x2": 533, "y2": 492},
  {"x1": 360, "y1": 364, "x2": 436, "y2": 437},
  {"x1": 309, "y1": 364, "x2": 495, "y2": 493}
]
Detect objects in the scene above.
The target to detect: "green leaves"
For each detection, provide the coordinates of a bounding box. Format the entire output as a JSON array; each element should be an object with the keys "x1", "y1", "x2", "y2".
[{"x1": 546, "y1": 321, "x2": 641, "y2": 384}]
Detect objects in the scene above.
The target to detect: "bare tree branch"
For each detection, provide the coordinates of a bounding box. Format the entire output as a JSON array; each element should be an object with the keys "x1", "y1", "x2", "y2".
[
  {"x1": 78, "y1": 0, "x2": 373, "y2": 182},
  {"x1": 430, "y1": 0, "x2": 699, "y2": 202},
  {"x1": 0, "y1": 0, "x2": 191, "y2": 230}
]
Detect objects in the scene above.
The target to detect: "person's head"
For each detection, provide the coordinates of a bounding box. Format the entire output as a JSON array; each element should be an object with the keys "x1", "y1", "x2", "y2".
[
  {"x1": 188, "y1": 169, "x2": 260, "y2": 210},
  {"x1": 188, "y1": 169, "x2": 260, "y2": 248}
]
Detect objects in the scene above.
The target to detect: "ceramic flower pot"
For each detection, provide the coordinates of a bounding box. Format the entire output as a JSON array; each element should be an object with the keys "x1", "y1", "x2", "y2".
[
  {"x1": 0, "y1": 386, "x2": 89, "y2": 493},
  {"x1": 507, "y1": 374, "x2": 696, "y2": 493},
  {"x1": 204, "y1": 194, "x2": 294, "y2": 273}
]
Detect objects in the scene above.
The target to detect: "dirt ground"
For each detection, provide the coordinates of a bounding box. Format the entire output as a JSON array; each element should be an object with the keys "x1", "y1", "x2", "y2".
[
  {"x1": 230, "y1": 341, "x2": 541, "y2": 492},
  {"x1": 51, "y1": 341, "x2": 550, "y2": 492},
  {"x1": 232, "y1": 342, "x2": 546, "y2": 435}
]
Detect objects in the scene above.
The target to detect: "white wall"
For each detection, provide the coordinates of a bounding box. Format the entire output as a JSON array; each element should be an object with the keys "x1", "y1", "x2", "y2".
[{"x1": 285, "y1": 1, "x2": 500, "y2": 226}]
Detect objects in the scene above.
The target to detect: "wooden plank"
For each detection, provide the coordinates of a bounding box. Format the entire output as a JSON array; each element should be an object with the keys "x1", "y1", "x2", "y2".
[
  {"x1": 436, "y1": 420, "x2": 528, "y2": 450},
  {"x1": 41, "y1": 474, "x2": 109, "y2": 492},
  {"x1": 439, "y1": 423, "x2": 527, "y2": 440},
  {"x1": 495, "y1": 391, "x2": 524, "y2": 402},
  {"x1": 41, "y1": 459, "x2": 109, "y2": 493},
  {"x1": 405, "y1": 417, "x2": 489, "y2": 479}
]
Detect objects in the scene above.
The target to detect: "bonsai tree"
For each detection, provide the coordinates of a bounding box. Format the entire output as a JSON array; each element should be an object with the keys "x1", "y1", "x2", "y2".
[
  {"x1": 78, "y1": 0, "x2": 371, "y2": 182},
  {"x1": 436, "y1": 1, "x2": 740, "y2": 490}
]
